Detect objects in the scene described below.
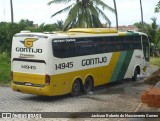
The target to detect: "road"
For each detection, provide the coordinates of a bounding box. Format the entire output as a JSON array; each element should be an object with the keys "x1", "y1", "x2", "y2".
[{"x1": 0, "y1": 66, "x2": 159, "y2": 121}]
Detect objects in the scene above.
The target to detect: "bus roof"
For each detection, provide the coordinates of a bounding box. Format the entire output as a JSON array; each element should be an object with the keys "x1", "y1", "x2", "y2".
[
  {"x1": 14, "y1": 28, "x2": 147, "y2": 38},
  {"x1": 67, "y1": 28, "x2": 147, "y2": 36},
  {"x1": 68, "y1": 28, "x2": 118, "y2": 34},
  {"x1": 65, "y1": 28, "x2": 147, "y2": 37}
]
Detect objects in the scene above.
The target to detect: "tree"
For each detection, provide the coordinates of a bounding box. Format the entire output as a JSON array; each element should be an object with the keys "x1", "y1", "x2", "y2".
[
  {"x1": 29, "y1": 23, "x2": 59, "y2": 32},
  {"x1": 48, "y1": 0, "x2": 115, "y2": 31},
  {"x1": 56, "y1": 20, "x2": 64, "y2": 30},
  {"x1": 148, "y1": 18, "x2": 160, "y2": 56},
  {"x1": 134, "y1": 22, "x2": 150, "y2": 34},
  {"x1": 10, "y1": 0, "x2": 14, "y2": 23},
  {"x1": 134, "y1": 18, "x2": 160, "y2": 56},
  {"x1": 156, "y1": 30, "x2": 160, "y2": 49},
  {"x1": 19, "y1": 19, "x2": 34, "y2": 27},
  {"x1": 148, "y1": 18, "x2": 158, "y2": 51},
  {"x1": 155, "y1": 0, "x2": 160, "y2": 13},
  {"x1": 113, "y1": 0, "x2": 118, "y2": 30},
  {"x1": 0, "y1": 22, "x2": 25, "y2": 54},
  {"x1": 149, "y1": 18, "x2": 158, "y2": 42}
]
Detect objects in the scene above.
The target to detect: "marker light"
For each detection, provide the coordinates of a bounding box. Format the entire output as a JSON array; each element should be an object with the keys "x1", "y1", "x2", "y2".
[{"x1": 45, "y1": 75, "x2": 50, "y2": 86}]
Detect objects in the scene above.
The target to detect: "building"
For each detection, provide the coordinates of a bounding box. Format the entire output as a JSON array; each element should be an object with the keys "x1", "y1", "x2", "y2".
[{"x1": 118, "y1": 25, "x2": 138, "y2": 31}]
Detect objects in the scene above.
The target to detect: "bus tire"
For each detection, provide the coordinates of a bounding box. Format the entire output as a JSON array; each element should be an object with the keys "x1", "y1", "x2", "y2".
[
  {"x1": 132, "y1": 68, "x2": 138, "y2": 81},
  {"x1": 83, "y1": 77, "x2": 93, "y2": 94},
  {"x1": 71, "y1": 79, "x2": 81, "y2": 97}
]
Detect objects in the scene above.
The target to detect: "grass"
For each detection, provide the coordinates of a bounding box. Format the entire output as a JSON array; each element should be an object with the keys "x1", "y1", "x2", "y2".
[
  {"x1": 150, "y1": 57, "x2": 160, "y2": 67},
  {"x1": 0, "y1": 53, "x2": 11, "y2": 84},
  {"x1": 145, "y1": 57, "x2": 160, "y2": 85}
]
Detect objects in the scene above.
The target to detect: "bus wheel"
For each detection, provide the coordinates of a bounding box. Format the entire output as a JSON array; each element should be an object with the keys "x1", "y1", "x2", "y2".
[
  {"x1": 83, "y1": 77, "x2": 93, "y2": 94},
  {"x1": 71, "y1": 79, "x2": 81, "y2": 97},
  {"x1": 132, "y1": 68, "x2": 138, "y2": 81}
]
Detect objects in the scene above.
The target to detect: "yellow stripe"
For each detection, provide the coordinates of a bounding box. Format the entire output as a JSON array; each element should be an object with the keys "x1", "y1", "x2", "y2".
[
  {"x1": 107, "y1": 52, "x2": 121, "y2": 81},
  {"x1": 119, "y1": 32, "x2": 127, "y2": 36}
]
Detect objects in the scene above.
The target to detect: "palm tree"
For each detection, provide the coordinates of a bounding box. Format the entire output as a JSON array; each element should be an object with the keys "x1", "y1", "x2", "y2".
[
  {"x1": 147, "y1": 18, "x2": 160, "y2": 56},
  {"x1": 56, "y1": 20, "x2": 64, "y2": 30},
  {"x1": 155, "y1": 0, "x2": 160, "y2": 13},
  {"x1": 10, "y1": 0, "x2": 14, "y2": 23},
  {"x1": 150, "y1": 17, "x2": 158, "y2": 47},
  {"x1": 48, "y1": 0, "x2": 115, "y2": 31},
  {"x1": 113, "y1": 0, "x2": 118, "y2": 30}
]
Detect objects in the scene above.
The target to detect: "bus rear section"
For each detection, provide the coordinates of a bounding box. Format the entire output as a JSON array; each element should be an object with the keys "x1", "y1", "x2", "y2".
[{"x1": 11, "y1": 33, "x2": 52, "y2": 96}]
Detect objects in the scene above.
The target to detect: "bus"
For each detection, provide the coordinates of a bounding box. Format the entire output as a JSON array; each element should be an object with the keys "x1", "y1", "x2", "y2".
[{"x1": 11, "y1": 28, "x2": 150, "y2": 96}]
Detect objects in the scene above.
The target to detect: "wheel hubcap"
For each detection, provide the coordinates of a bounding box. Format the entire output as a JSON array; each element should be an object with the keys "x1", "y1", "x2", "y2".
[{"x1": 73, "y1": 83, "x2": 79, "y2": 92}]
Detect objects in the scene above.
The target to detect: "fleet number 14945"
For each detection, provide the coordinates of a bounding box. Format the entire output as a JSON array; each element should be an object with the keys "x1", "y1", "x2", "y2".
[{"x1": 55, "y1": 62, "x2": 73, "y2": 70}]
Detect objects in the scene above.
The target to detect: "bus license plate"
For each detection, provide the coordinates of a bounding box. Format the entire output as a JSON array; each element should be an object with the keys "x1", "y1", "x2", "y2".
[{"x1": 25, "y1": 82, "x2": 33, "y2": 86}]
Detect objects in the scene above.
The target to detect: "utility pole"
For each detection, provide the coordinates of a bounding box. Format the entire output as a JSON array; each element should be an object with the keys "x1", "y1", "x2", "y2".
[
  {"x1": 140, "y1": 0, "x2": 144, "y2": 32},
  {"x1": 10, "y1": 0, "x2": 14, "y2": 23},
  {"x1": 113, "y1": 0, "x2": 118, "y2": 30},
  {"x1": 3, "y1": 6, "x2": 6, "y2": 22}
]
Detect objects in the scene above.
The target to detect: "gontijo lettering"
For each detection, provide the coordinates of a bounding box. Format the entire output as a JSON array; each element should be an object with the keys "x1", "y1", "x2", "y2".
[
  {"x1": 16, "y1": 48, "x2": 42, "y2": 53},
  {"x1": 82, "y1": 57, "x2": 107, "y2": 66}
]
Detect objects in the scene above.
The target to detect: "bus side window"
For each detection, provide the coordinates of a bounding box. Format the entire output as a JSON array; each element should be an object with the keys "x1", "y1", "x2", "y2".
[
  {"x1": 133, "y1": 35, "x2": 142, "y2": 49},
  {"x1": 75, "y1": 37, "x2": 103, "y2": 56},
  {"x1": 53, "y1": 40, "x2": 75, "y2": 58},
  {"x1": 102, "y1": 37, "x2": 113, "y2": 53},
  {"x1": 53, "y1": 41, "x2": 66, "y2": 58},
  {"x1": 92, "y1": 38, "x2": 103, "y2": 54},
  {"x1": 75, "y1": 39, "x2": 91, "y2": 56},
  {"x1": 124, "y1": 36, "x2": 133, "y2": 50},
  {"x1": 65, "y1": 41, "x2": 75, "y2": 57},
  {"x1": 113, "y1": 36, "x2": 124, "y2": 52},
  {"x1": 123, "y1": 35, "x2": 142, "y2": 51},
  {"x1": 85, "y1": 38, "x2": 96, "y2": 55},
  {"x1": 142, "y1": 35, "x2": 150, "y2": 61}
]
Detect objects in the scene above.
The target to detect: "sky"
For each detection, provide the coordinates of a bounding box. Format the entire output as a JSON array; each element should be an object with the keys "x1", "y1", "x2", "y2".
[{"x1": 0, "y1": 0, "x2": 160, "y2": 27}]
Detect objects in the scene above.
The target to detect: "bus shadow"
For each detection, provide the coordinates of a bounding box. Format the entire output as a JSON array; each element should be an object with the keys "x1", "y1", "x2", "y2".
[
  {"x1": 92, "y1": 77, "x2": 146, "y2": 95},
  {"x1": 21, "y1": 94, "x2": 72, "y2": 102},
  {"x1": 21, "y1": 77, "x2": 146, "y2": 102}
]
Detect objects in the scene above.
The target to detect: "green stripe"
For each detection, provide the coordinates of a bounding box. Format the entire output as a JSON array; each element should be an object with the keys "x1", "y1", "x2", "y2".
[
  {"x1": 117, "y1": 50, "x2": 134, "y2": 80},
  {"x1": 110, "y1": 51, "x2": 127, "y2": 82}
]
